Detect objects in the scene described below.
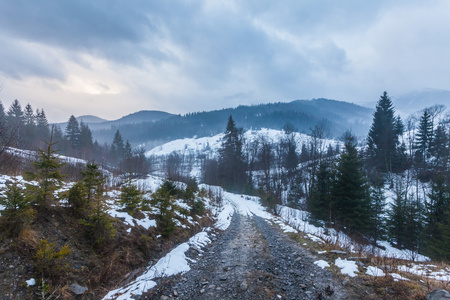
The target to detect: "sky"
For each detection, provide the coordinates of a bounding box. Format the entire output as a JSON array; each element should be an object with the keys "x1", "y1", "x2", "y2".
[{"x1": 0, "y1": 1, "x2": 449, "y2": 123}]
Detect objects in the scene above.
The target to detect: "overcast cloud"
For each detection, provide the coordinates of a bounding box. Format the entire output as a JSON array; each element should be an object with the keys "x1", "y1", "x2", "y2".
[{"x1": 0, "y1": 0, "x2": 449, "y2": 122}]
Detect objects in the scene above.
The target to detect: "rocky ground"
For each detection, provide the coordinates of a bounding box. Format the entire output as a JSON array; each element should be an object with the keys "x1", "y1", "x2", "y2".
[{"x1": 143, "y1": 213, "x2": 349, "y2": 300}]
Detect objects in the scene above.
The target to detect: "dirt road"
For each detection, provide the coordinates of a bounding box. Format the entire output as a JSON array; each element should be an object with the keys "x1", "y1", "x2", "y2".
[{"x1": 143, "y1": 211, "x2": 348, "y2": 300}]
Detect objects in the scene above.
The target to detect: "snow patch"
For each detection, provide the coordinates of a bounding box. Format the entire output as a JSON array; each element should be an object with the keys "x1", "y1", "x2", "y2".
[
  {"x1": 335, "y1": 258, "x2": 359, "y2": 277},
  {"x1": 314, "y1": 260, "x2": 330, "y2": 269},
  {"x1": 366, "y1": 266, "x2": 385, "y2": 277}
]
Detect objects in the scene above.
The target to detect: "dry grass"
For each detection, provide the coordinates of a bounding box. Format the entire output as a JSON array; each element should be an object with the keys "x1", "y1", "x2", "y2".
[{"x1": 282, "y1": 226, "x2": 450, "y2": 300}]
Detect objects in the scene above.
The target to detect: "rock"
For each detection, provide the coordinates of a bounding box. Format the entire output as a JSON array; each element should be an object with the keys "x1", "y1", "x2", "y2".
[
  {"x1": 348, "y1": 257, "x2": 369, "y2": 262},
  {"x1": 160, "y1": 296, "x2": 169, "y2": 300},
  {"x1": 173, "y1": 290, "x2": 178, "y2": 297},
  {"x1": 200, "y1": 288, "x2": 205, "y2": 294},
  {"x1": 220, "y1": 276, "x2": 227, "y2": 281},
  {"x1": 330, "y1": 250, "x2": 347, "y2": 255},
  {"x1": 427, "y1": 290, "x2": 450, "y2": 300},
  {"x1": 70, "y1": 283, "x2": 88, "y2": 295},
  {"x1": 240, "y1": 281, "x2": 248, "y2": 291}
]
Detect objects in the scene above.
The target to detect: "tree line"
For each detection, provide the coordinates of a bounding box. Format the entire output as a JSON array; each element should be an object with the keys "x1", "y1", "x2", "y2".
[{"x1": 0, "y1": 99, "x2": 149, "y2": 175}]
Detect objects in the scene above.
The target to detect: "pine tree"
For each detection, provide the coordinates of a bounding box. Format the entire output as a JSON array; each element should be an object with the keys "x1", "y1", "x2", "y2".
[
  {"x1": 308, "y1": 161, "x2": 334, "y2": 223},
  {"x1": 370, "y1": 181, "x2": 386, "y2": 242},
  {"x1": 22, "y1": 103, "x2": 36, "y2": 149},
  {"x1": 0, "y1": 181, "x2": 34, "y2": 236},
  {"x1": 6, "y1": 99, "x2": 24, "y2": 147},
  {"x1": 119, "y1": 177, "x2": 143, "y2": 213},
  {"x1": 388, "y1": 178, "x2": 424, "y2": 251},
  {"x1": 81, "y1": 162, "x2": 103, "y2": 204},
  {"x1": 415, "y1": 110, "x2": 434, "y2": 163},
  {"x1": 35, "y1": 109, "x2": 50, "y2": 147},
  {"x1": 67, "y1": 182, "x2": 88, "y2": 217},
  {"x1": 218, "y1": 115, "x2": 246, "y2": 192},
  {"x1": 79, "y1": 121, "x2": 94, "y2": 159},
  {"x1": 152, "y1": 181, "x2": 177, "y2": 238},
  {"x1": 425, "y1": 173, "x2": 450, "y2": 259},
  {"x1": 333, "y1": 131, "x2": 372, "y2": 233},
  {"x1": 110, "y1": 130, "x2": 125, "y2": 165},
  {"x1": 388, "y1": 183, "x2": 407, "y2": 248},
  {"x1": 367, "y1": 92, "x2": 400, "y2": 174},
  {"x1": 27, "y1": 128, "x2": 64, "y2": 210},
  {"x1": 430, "y1": 124, "x2": 449, "y2": 169},
  {"x1": 79, "y1": 162, "x2": 116, "y2": 247},
  {"x1": 65, "y1": 115, "x2": 80, "y2": 151}
]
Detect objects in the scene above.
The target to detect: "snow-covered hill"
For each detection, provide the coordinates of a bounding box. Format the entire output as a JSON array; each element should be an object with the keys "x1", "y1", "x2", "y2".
[{"x1": 145, "y1": 128, "x2": 340, "y2": 159}]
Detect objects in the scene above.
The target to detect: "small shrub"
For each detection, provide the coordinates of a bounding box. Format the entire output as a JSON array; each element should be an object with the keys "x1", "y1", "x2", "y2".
[
  {"x1": 119, "y1": 181, "x2": 143, "y2": 213},
  {"x1": 67, "y1": 182, "x2": 88, "y2": 217},
  {"x1": 34, "y1": 239, "x2": 71, "y2": 279},
  {"x1": 0, "y1": 182, "x2": 35, "y2": 237},
  {"x1": 80, "y1": 212, "x2": 117, "y2": 248},
  {"x1": 191, "y1": 199, "x2": 205, "y2": 216},
  {"x1": 152, "y1": 187, "x2": 176, "y2": 238}
]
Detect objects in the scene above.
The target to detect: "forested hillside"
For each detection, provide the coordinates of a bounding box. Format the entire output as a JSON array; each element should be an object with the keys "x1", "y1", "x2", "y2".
[{"x1": 91, "y1": 98, "x2": 373, "y2": 148}]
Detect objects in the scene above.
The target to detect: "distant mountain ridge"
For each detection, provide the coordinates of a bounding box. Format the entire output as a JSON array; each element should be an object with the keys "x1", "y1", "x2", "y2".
[
  {"x1": 55, "y1": 110, "x2": 175, "y2": 131},
  {"x1": 90, "y1": 98, "x2": 374, "y2": 149}
]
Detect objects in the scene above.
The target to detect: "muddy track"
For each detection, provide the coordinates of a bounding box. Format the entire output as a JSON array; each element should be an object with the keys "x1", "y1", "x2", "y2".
[{"x1": 142, "y1": 211, "x2": 348, "y2": 300}]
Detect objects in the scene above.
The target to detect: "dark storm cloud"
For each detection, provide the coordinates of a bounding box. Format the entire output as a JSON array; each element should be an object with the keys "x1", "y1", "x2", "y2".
[{"x1": 0, "y1": 0, "x2": 449, "y2": 121}]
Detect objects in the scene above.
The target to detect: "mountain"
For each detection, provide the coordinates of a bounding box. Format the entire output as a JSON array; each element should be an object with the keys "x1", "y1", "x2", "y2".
[
  {"x1": 91, "y1": 98, "x2": 374, "y2": 149},
  {"x1": 55, "y1": 110, "x2": 175, "y2": 132},
  {"x1": 393, "y1": 88, "x2": 450, "y2": 117},
  {"x1": 77, "y1": 115, "x2": 108, "y2": 124},
  {"x1": 105, "y1": 110, "x2": 175, "y2": 127}
]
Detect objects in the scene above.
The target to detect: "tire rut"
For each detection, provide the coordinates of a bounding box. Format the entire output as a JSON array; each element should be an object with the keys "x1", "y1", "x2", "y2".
[{"x1": 142, "y1": 213, "x2": 348, "y2": 300}]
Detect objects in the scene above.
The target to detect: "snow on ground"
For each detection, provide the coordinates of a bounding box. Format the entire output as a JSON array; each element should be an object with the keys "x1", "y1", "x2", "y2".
[
  {"x1": 107, "y1": 208, "x2": 157, "y2": 230},
  {"x1": 103, "y1": 230, "x2": 213, "y2": 300},
  {"x1": 314, "y1": 260, "x2": 330, "y2": 269},
  {"x1": 276, "y1": 204, "x2": 430, "y2": 262},
  {"x1": 391, "y1": 273, "x2": 411, "y2": 282},
  {"x1": 397, "y1": 264, "x2": 450, "y2": 282},
  {"x1": 335, "y1": 258, "x2": 359, "y2": 277},
  {"x1": 146, "y1": 129, "x2": 340, "y2": 159},
  {"x1": 366, "y1": 266, "x2": 385, "y2": 277}
]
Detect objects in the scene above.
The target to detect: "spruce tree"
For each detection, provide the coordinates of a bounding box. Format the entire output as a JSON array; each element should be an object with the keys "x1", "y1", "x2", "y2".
[
  {"x1": 79, "y1": 121, "x2": 94, "y2": 159},
  {"x1": 425, "y1": 173, "x2": 450, "y2": 259},
  {"x1": 370, "y1": 182, "x2": 386, "y2": 242},
  {"x1": 415, "y1": 110, "x2": 434, "y2": 163},
  {"x1": 430, "y1": 124, "x2": 449, "y2": 169},
  {"x1": 65, "y1": 115, "x2": 80, "y2": 151},
  {"x1": 6, "y1": 99, "x2": 24, "y2": 147},
  {"x1": 308, "y1": 161, "x2": 334, "y2": 223},
  {"x1": 81, "y1": 162, "x2": 103, "y2": 204},
  {"x1": 110, "y1": 130, "x2": 125, "y2": 165},
  {"x1": 367, "y1": 92, "x2": 399, "y2": 174},
  {"x1": 35, "y1": 109, "x2": 50, "y2": 147},
  {"x1": 23, "y1": 103, "x2": 36, "y2": 149},
  {"x1": 119, "y1": 177, "x2": 143, "y2": 213},
  {"x1": 152, "y1": 182, "x2": 177, "y2": 238},
  {"x1": 388, "y1": 183, "x2": 407, "y2": 248},
  {"x1": 28, "y1": 128, "x2": 64, "y2": 210},
  {"x1": 218, "y1": 115, "x2": 246, "y2": 192},
  {"x1": 79, "y1": 162, "x2": 116, "y2": 247},
  {"x1": 0, "y1": 181, "x2": 34, "y2": 236},
  {"x1": 333, "y1": 131, "x2": 372, "y2": 233}
]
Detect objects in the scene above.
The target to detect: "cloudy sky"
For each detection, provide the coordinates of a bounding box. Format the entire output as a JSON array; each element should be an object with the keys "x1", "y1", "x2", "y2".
[{"x1": 0, "y1": 1, "x2": 449, "y2": 122}]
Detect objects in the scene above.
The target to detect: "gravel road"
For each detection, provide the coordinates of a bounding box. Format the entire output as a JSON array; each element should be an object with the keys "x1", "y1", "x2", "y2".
[{"x1": 142, "y1": 212, "x2": 349, "y2": 300}]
